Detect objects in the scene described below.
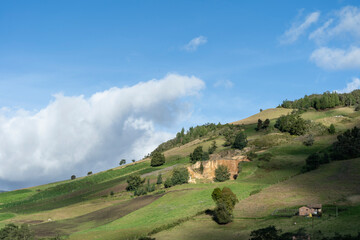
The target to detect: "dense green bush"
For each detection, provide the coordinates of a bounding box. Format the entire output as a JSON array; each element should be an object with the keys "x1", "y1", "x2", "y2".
[
  {"x1": 208, "y1": 141, "x2": 217, "y2": 154},
  {"x1": 156, "y1": 173, "x2": 163, "y2": 185},
  {"x1": 274, "y1": 113, "x2": 308, "y2": 135},
  {"x1": 151, "y1": 151, "x2": 165, "y2": 167},
  {"x1": 329, "y1": 124, "x2": 336, "y2": 134},
  {"x1": 0, "y1": 223, "x2": 34, "y2": 240},
  {"x1": 126, "y1": 174, "x2": 145, "y2": 191},
  {"x1": 190, "y1": 146, "x2": 209, "y2": 164},
  {"x1": 246, "y1": 151, "x2": 257, "y2": 161},
  {"x1": 214, "y1": 165, "x2": 230, "y2": 182},
  {"x1": 232, "y1": 132, "x2": 247, "y2": 150},
  {"x1": 71, "y1": 175, "x2": 76, "y2": 180},
  {"x1": 171, "y1": 167, "x2": 189, "y2": 185},
  {"x1": 164, "y1": 178, "x2": 173, "y2": 188},
  {"x1": 332, "y1": 126, "x2": 360, "y2": 160},
  {"x1": 211, "y1": 187, "x2": 238, "y2": 224}
]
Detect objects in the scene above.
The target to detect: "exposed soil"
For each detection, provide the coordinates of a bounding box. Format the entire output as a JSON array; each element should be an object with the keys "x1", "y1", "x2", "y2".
[{"x1": 31, "y1": 194, "x2": 164, "y2": 238}]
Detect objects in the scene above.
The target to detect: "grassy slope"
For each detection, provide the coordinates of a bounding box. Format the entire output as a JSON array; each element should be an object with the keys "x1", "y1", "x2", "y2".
[
  {"x1": 0, "y1": 107, "x2": 359, "y2": 239},
  {"x1": 231, "y1": 108, "x2": 293, "y2": 125}
]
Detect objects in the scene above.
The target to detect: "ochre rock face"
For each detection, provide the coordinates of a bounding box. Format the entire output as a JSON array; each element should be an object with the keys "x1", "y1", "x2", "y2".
[{"x1": 188, "y1": 156, "x2": 249, "y2": 183}]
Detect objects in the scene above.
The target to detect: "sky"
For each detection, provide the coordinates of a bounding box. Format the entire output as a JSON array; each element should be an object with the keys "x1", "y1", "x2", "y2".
[{"x1": 1, "y1": 0, "x2": 360, "y2": 190}]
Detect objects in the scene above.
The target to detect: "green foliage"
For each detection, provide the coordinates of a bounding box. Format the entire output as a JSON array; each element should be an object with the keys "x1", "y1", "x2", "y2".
[
  {"x1": 332, "y1": 126, "x2": 360, "y2": 160},
  {"x1": 164, "y1": 178, "x2": 173, "y2": 188},
  {"x1": 200, "y1": 162, "x2": 204, "y2": 174},
  {"x1": 256, "y1": 119, "x2": 270, "y2": 131},
  {"x1": 214, "y1": 165, "x2": 230, "y2": 182},
  {"x1": 150, "y1": 151, "x2": 165, "y2": 167},
  {"x1": 274, "y1": 113, "x2": 308, "y2": 135},
  {"x1": 119, "y1": 159, "x2": 126, "y2": 165},
  {"x1": 247, "y1": 151, "x2": 257, "y2": 161},
  {"x1": 329, "y1": 124, "x2": 336, "y2": 134},
  {"x1": 126, "y1": 174, "x2": 145, "y2": 191},
  {"x1": 189, "y1": 146, "x2": 209, "y2": 164},
  {"x1": 110, "y1": 191, "x2": 114, "y2": 196},
  {"x1": 355, "y1": 104, "x2": 360, "y2": 111},
  {"x1": 156, "y1": 173, "x2": 163, "y2": 185},
  {"x1": 281, "y1": 90, "x2": 360, "y2": 110},
  {"x1": 87, "y1": 171, "x2": 92, "y2": 176},
  {"x1": 237, "y1": 162, "x2": 242, "y2": 174},
  {"x1": 304, "y1": 153, "x2": 321, "y2": 171},
  {"x1": 171, "y1": 167, "x2": 189, "y2": 185},
  {"x1": 71, "y1": 175, "x2": 76, "y2": 180},
  {"x1": 249, "y1": 189, "x2": 261, "y2": 196},
  {"x1": 208, "y1": 140, "x2": 217, "y2": 154},
  {"x1": 256, "y1": 119, "x2": 263, "y2": 131},
  {"x1": 249, "y1": 225, "x2": 281, "y2": 240},
  {"x1": 211, "y1": 187, "x2": 238, "y2": 224},
  {"x1": 303, "y1": 134, "x2": 315, "y2": 146},
  {"x1": 0, "y1": 223, "x2": 34, "y2": 240},
  {"x1": 262, "y1": 118, "x2": 270, "y2": 129},
  {"x1": 232, "y1": 132, "x2": 247, "y2": 150}
]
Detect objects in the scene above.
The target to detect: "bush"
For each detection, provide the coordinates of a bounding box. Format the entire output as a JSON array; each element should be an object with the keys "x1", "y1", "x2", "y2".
[
  {"x1": 0, "y1": 223, "x2": 35, "y2": 240},
  {"x1": 355, "y1": 105, "x2": 360, "y2": 111},
  {"x1": 214, "y1": 165, "x2": 230, "y2": 182},
  {"x1": 329, "y1": 124, "x2": 336, "y2": 134},
  {"x1": 303, "y1": 134, "x2": 315, "y2": 146},
  {"x1": 134, "y1": 187, "x2": 147, "y2": 196},
  {"x1": 71, "y1": 175, "x2": 76, "y2": 180},
  {"x1": 250, "y1": 189, "x2": 261, "y2": 196},
  {"x1": 110, "y1": 191, "x2": 114, "y2": 196},
  {"x1": 200, "y1": 162, "x2": 204, "y2": 174},
  {"x1": 145, "y1": 179, "x2": 156, "y2": 193},
  {"x1": 247, "y1": 151, "x2": 257, "y2": 161},
  {"x1": 332, "y1": 126, "x2": 360, "y2": 160},
  {"x1": 119, "y1": 159, "x2": 126, "y2": 165},
  {"x1": 249, "y1": 225, "x2": 281, "y2": 240},
  {"x1": 232, "y1": 132, "x2": 247, "y2": 150},
  {"x1": 87, "y1": 171, "x2": 93, "y2": 176},
  {"x1": 171, "y1": 167, "x2": 189, "y2": 185},
  {"x1": 304, "y1": 153, "x2": 321, "y2": 171},
  {"x1": 164, "y1": 178, "x2": 173, "y2": 188},
  {"x1": 274, "y1": 114, "x2": 308, "y2": 135},
  {"x1": 151, "y1": 151, "x2": 165, "y2": 167},
  {"x1": 126, "y1": 174, "x2": 145, "y2": 191},
  {"x1": 156, "y1": 173, "x2": 163, "y2": 185},
  {"x1": 190, "y1": 146, "x2": 209, "y2": 164},
  {"x1": 208, "y1": 140, "x2": 217, "y2": 154},
  {"x1": 211, "y1": 187, "x2": 238, "y2": 224},
  {"x1": 237, "y1": 162, "x2": 242, "y2": 174}
]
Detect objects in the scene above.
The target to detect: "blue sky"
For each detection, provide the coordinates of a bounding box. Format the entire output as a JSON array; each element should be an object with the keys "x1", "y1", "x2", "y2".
[{"x1": 1, "y1": 0, "x2": 360, "y2": 189}]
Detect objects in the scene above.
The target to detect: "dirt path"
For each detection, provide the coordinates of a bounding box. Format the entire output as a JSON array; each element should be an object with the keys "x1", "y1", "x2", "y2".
[{"x1": 32, "y1": 194, "x2": 164, "y2": 238}]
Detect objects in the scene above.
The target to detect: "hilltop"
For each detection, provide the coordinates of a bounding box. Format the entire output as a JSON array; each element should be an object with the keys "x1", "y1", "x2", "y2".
[{"x1": 0, "y1": 100, "x2": 360, "y2": 239}]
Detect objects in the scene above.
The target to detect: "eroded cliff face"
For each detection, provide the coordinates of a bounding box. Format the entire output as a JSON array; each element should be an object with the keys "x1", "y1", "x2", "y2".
[{"x1": 188, "y1": 149, "x2": 250, "y2": 183}]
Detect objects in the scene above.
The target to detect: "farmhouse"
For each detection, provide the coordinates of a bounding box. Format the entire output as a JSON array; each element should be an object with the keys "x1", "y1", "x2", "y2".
[{"x1": 299, "y1": 204, "x2": 322, "y2": 216}]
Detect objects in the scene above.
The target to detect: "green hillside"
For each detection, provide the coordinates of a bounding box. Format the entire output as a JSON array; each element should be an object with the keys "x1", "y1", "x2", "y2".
[{"x1": 1, "y1": 106, "x2": 360, "y2": 240}]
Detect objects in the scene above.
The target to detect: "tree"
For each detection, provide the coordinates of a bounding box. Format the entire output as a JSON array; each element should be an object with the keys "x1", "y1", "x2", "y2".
[
  {"x1": 132, "y1": 159, "x2": 136, "y2": 163},
  {"x1": 256, "y1": 119, "x2": 263, "y2": 131},
  {"x1": 119, "y1": 159, "x2": 126, "y2": 165},
  {"x1": 249, "y1": 225, "x2": 281, "y2": 240},
  {"x1": 87, "y1": 171, "x2": 92, "y2": 176},
  {"x1": 190, "y1": 146, "x2": 209, "y2": 164},
  {"x1": 151, "y1": 151, "x2": 165, "y2": 167},
  {"x1": 156, "y1": 173, "x2": 163, "y2": 185},
  {"x1": 304, "y1": 153, "x2": 321, "y2": 171},
  {"x1": 71, "y1": 175, "x2": 76, "y2": 180},
  {"x1": 171, "y1": 167, "x2": 189, "y2": 185},
  {"x1": 332, "y1": 126, "x2": 360, "y2": 160},
  {"x1": 208, "y1": 141, "x2": 217, "y2": 154},
  {"x1": 214, "y1": 165, "x2": 230, "y2": 182},
  {"x1": 0, "y1": 223, "x2": 35, "y2": 240},
  {"x1": 262, "y1": 119, "x2": 270, "y2": 129},
  {"x1": 329, "y1": 124, "x2": 336, "y2": 134},
  {"x1": 211, "y1": 187, "x2": 238, "y2": 224},
  {"x1": 232, "y1": 132, "x2": 247, "y2": 150},
  {"x1": 126, "y1": 174, "x2": 145, "y2": 191},
  {"x1": 164, "y1": 178, "x2": 173, "y2": 188},
  {"x1": 200, "y1": 162, "x2": 204, "y2": 174},
  {"x1": 274, "y1": 114, "x2": 308, "y2": 135}
]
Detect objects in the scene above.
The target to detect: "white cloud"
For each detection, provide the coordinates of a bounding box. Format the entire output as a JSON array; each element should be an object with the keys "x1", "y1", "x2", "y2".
[
  {"x1": 214, "y1": 80, "x2": 234, "y2": 89},
  {"x1": 0, "y1": 74, "x2": 205, "y2": 190},
  {"x1": 336, "y1": 77, "x2": 360, "y2": 93},
  {"x1": 310, "y1": 46, "x2": 360, "y2": 70},
  {"x1": 310, "y1": 6, "x2": 360, "y2": 44},
  {"x1": 280, "y1": 11, "x2": 320, "y2": 44},
  {"x1": 184, "y1": 36, "x2": 207, "y2": 51}
]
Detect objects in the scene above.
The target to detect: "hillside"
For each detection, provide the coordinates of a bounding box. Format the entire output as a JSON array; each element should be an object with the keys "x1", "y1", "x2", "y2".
[{"x1": 0, "y1": 106, "x2": 360, "y2": 240}]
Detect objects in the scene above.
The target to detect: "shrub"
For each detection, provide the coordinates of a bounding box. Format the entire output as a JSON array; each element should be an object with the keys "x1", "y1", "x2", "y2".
[
  {"x1": 134, "y1": 187, "x2": 147, "y2": 196},
  {"x1": 332, "y1": 126, "x2": 360, "y2": 160},
  {"x1": 247, "y1": 151, "x2": 257, "y2": 161},
  {"x1": 237, "y1": 162, "x2": 242, "y2": 174},
  {"x1": 145, "y1": 179, "x2": 155, "y2": 193},
  {"x1": 151, "y1": 151, "x2": 165, "y2": 167},
  {"x1": 274, "y1": 113, "x2": 308, "y2": 135},
  {"x1": 110, "y1": 191, "x2": 114, "y2": 196},
  {"x1": 87, "y1": 171, "x2": 93, "y2": 176},
  {"x1": 304, "y1": 153, "x2": 321, "y2": 171},
  {"x1": 211, "y1": 187, "x2": 238, "y2": 224},
  {"x1": 0, "y1": 223, "x2": 35, "y2": 240},
  {"x1": 214, "y1": 165, "x2": 230, "y2": 182},
  {"x1": 71, "y1": 175, "x2": 76, "y2": 180},
  {"x1": 164, "y1": 178, "x2": 173, "y2": 188},
  {"x1": 250, "y1": 189, "x2": 261, "y2": 196},
  {"x1": 303, "y1": 134, "x2": 315, "y2": 146},
  {"x1": 329, "y1": 124, "x2": 336, "y2": 134},
  {"x1": 126, "y1": 174, "x2": 145, "y2": 191},
  {"x1": 256, "y1": 119, "x2": 263, "y2": 131},
  {"x1": 156, "y1": 173, "x2": 163, "y2": 185},
  {"x1": 208, "y1": 140, "x2": 217, "y2": 154},
  {"x1": 249, "y1": 225, "x2": 280, "y2": 240},
  {"x1": 190, "y1": 146, "x2": 209, "y2": 164},
  {"x1": 119, "y1": 159, "x2": 126, "y2": 165},
  {"x1": 200, "y1": 162, "x2": 204, "y2": 174},
  {"x1": 232, "y1": 132, "x2": 247, "y2": 150},
  {"x1": 171, "y1": 167, "x2": 189, "y2": 185},
  {"x1": 355, "y1": 105, "x2": 360, "y2": 111}
]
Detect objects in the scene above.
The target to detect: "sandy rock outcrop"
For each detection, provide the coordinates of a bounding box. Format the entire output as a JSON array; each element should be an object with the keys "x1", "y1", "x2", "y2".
[{"x1": 188, "y1": 150, "x2": 250, "y2": 183}]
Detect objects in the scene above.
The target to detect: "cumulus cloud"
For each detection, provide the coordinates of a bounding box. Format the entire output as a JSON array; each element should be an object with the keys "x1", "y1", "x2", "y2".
[
  {"x1": 336, "y1": 78, "x2": 360, "y2": 93},
  {"x1": 280, "y1": 11, "x2": 320, "y2": 44},
  {"x1": 184, "y1": 36, "x2": 207, "y2": 51},
  {"x1": 0, "y1": 74, "x2": 205, "y2": 190},
  {"x1": 310, "y1": 46, "x2": 360, "y2": 70},
  {"x1": 214, "y1": 80, "x2": 234, "y2": 89}
]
